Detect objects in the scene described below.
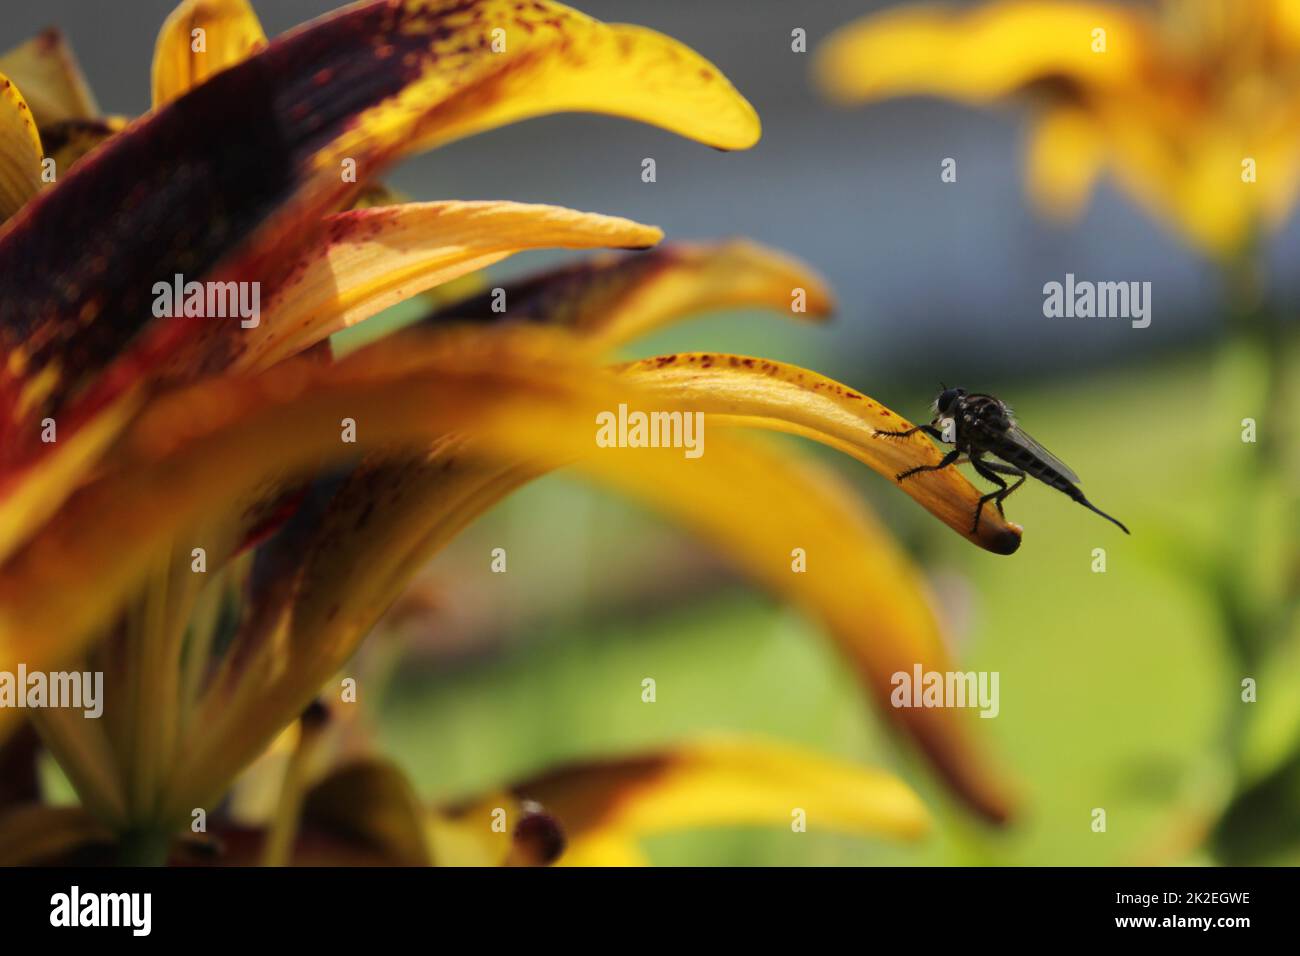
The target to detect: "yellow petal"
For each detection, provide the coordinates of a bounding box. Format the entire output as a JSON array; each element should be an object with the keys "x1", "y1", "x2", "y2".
[
  {"x1": 298, "y1": 759, "x2": 431, "y2": 866},
  {"x1": 325, "y1": 0, "x2": 760, "y2": 168},
  {"x1": 427, "y1": 239, "x2": 833, "y2": 353},
  {"x1": 560, "y1": 833, "x2": 648, "y2": 867},
  {"x1": 238, "y1": 201, "x2": 664, "y2": 372},
  {"x1": 39, "y1": 115, "x2": 129, "y2": 174},
  {"x1": 1027, "y1": 82, "x2": 1289, "y2": 256},
  {"x1": 0, "y1": 387, "x2": 142, "y2": 566},
  {"x1": 429, "y1": 792, "x2": 567, "y2": 866},
  {"x1": 427, "y1": 794, "x2": 515, "y2": 867},
  {"x1": 1269, "y1": 0, "x2": 1300, "y2": 53},
  {"x1": 1252, "y1": 118, "x2": 1300, "y2": 235},
  {"x1": 1026, "y1": 106, "x2": 1105, "y2": 220},
  {"x1": 343, "y1": 179, "x2": 501, "y2": 307},
  {"x1": 1158, "y1": 133, "x2": 1256, "y2": 258},
  {"x1": 173, "y1": 449, "x2": 537, "y2": 813},
  {"x1": 0, "y1": 29, "x2": 97, "y2": 128},
  {"x1": 615, "y1": 352, "x2": 1022, "y2": 552},
  {"x1": 437, "y1": 737, "x2": 928, "y2": 865},
  {"x1": 151, "y1": 0, "x2": 268, "y2": 109},
  {"x1": 223, "y1": 720, "x2": 302, "y2": 826},
  {"x1": 0, "y1": 74, "x2": 43, "y2": 221},
  {"x1": 516, "y1": 735, "x2": 930, "y2": 865},
  {"x1": 815, "y1": 1, "x2": 1150, "y2": 105},
  {"x1": 1082, "y1": 97, "x2": 1255, "y2": 258}
]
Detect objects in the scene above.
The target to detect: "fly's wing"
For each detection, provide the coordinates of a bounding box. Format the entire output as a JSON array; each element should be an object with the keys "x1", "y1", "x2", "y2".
[{"x1": 1004, "y1": 419, "x2": 1082, "y2": 484}]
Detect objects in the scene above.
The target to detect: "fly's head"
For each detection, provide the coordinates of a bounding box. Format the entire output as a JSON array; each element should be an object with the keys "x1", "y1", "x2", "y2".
[
  {"x1": 933, "y1": 386, "x2": 967, "y2": 418},
  {"x1": 931, "y1": 386, "x2": 966, "y2": 443}
]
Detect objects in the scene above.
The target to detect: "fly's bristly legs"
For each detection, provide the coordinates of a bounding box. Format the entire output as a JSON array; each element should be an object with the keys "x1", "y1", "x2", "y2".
[
  {"x1": 880, "y1": 425, "x2": 1026, "y2": 533},
  {"x1": 875, "y1": 423, "x2": 943, "y2": 442},
  {"x1": 894, "y1": 448, "x2": 961, "y2": 484},
  {"x1": 968, "y1": 456, "x2": 1026, "y2": 533}
]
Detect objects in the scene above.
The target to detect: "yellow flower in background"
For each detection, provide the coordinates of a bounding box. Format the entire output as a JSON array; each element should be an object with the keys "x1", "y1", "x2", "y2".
[
  {"x1": 491, "y1": 736, "x2": 931, "y2": 867},
  {"x1": 815, "y1": 0, "x2": 1300, "y2": 258}
]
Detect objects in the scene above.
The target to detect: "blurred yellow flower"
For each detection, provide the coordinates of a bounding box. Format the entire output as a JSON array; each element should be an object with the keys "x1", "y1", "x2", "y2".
[
  {"x1": 815, "y1": 0, "x2": 1300, "y2": 258},
  {"x1": 425, "y1": 736, "x2": 930, "y2": 866}
]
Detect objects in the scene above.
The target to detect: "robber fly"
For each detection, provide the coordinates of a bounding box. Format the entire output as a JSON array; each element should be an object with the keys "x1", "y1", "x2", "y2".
[{"x1": 875, "y1": 387, "x2": 1130, "y2": 535}]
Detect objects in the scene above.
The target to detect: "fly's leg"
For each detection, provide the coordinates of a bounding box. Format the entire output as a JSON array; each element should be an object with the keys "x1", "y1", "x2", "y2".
[
  {"x1": 969, "y1": 456, "x2": 1025, "y2": 532},
  {"x1": 875, "y1": 423, "x2": 944, "y2": 441},
  {"x1": 895, "y1": 448, "x2": 960, "y2": 483},
  {"x1": 981, "y1": 460, "x2": 1026, "y2": 516}
]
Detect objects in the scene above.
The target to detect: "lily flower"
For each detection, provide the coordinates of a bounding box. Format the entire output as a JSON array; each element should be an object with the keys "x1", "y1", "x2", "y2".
[
  {"x1": 815, "y1": 0, "x2": 1300, "y2": 258},
  {"x1": 0, "y1": 0, "x2": 1018, "y2": 864}
]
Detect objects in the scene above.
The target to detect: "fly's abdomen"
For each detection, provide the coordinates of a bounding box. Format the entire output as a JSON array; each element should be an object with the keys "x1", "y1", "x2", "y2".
[{"x1": 993, "y1": 440, "x2": 1077, "y2": 494}]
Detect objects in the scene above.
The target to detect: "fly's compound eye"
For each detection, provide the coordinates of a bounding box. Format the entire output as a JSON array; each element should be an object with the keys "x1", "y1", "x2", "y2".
[{"x1": 936, "y1": 387, "x2": 964, "y2": 415}]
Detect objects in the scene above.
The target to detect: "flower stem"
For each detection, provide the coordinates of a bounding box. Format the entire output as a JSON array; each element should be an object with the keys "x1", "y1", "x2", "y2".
[{"x1": 1207, "y1": 243, "x2": 1299, "y2": 862}]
